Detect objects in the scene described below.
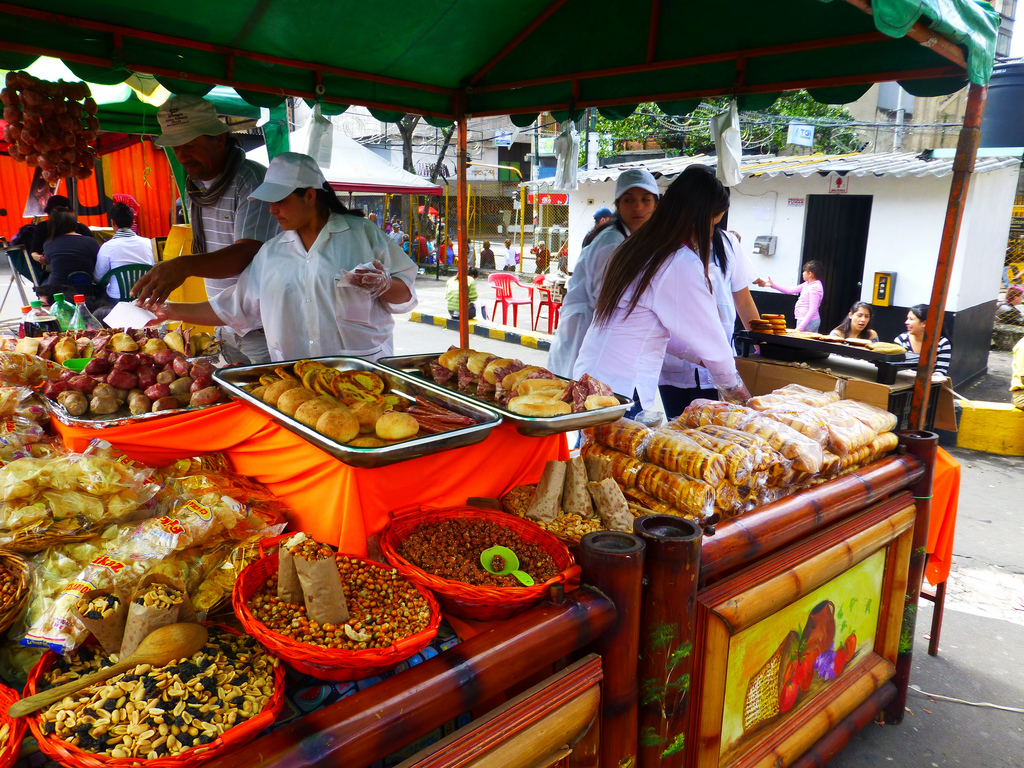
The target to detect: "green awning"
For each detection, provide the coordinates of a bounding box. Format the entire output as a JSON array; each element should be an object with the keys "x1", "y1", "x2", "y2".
[{"x1": 0, "y1": 0, "x2": 1000, "y2": 122}]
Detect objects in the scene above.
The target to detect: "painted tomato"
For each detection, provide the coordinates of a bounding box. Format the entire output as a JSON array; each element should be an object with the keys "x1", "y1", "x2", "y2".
[
  {"x1": 833, "y1": 649, "x2": 849, "y2": 677},
  {"x1": 844, "y1": 633, "x2": 857, "y2": 657},
  {"x1": 780, "y1": 678, "x2": 799, "y2": 714},
  {"x1": 796, "y1": 654, "x2": 815, "y2": 693}
]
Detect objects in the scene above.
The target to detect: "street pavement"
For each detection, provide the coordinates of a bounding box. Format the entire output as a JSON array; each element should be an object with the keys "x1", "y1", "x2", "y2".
[{"x1": 2, "y1": 264, "x2": 1022, "y2": 765}]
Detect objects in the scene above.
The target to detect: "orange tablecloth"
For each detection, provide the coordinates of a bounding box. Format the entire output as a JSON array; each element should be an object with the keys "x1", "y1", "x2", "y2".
[
  {"x1": 52, "y1": 402, "x2": 568, "y2": 555},
  {"x1": 925, "y1": 447, "x2": 960, "y2": 587}
]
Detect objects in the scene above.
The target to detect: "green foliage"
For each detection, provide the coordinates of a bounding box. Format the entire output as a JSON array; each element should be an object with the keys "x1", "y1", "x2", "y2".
[
  {"x1": 648, "y1": 622, "x2": 676, "y2": 650},
  {"x1": 662, "y1": 732, "x2": 687, "y2": 757},
  {"x1": 589, "y1": 90, "x2": 860, "y2": 163},
  {"x1": 639, "y1": 727, "x2": 664, "y2": 747},
  {"x1": 667, "y1": 641, "x2": 693, "y2": 670}
]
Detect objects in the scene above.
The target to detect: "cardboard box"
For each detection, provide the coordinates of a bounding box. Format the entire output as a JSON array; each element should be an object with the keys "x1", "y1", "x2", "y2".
[{"x1": 735, "y1": 357, "x2": 956, "y2": 432}]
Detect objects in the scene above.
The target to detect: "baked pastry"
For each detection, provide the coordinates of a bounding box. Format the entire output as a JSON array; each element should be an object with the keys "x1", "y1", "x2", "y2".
[
  {"x1": 518, "y1": 377, "x2": 568, "y2": 397},
  {"x1": 376, "y1": 411, "x2": 419, "y2": 440},
  {"x1": 316, "y1": 407, "x2": 360, "y2": 443},
  {"x1": 276, "y1": 387, "x2": 317, "y2": 416},
  {"x1": 263, "y1": 378, "x2": 302, "y2": 405},
  {"x1": 585, "y1": 395, "x2": 619, "y2": 410},
  {"x1": 438, "y1": 348, "x2": 474, "y2": 371},
  {"x1": 349, "y1": 401, "x2": 384, "y2": 433},
  {"x1": 508, "y1": 393, "x2": 572, "y2": 416},
  {"x1": 295, "y1": 396, "x2": 341, "y2": 429}
]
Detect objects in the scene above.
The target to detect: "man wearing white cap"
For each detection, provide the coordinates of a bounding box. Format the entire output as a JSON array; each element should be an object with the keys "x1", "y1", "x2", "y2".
[
  {"x1": 547, "y1": 168, "x2": 659, "y2": 377},
  {"x1": 148, "y1": 152, "x2": 417, "y2": 362},
  {"x1": 134, "y1": 94, "x2": 280, "y2": 363}
]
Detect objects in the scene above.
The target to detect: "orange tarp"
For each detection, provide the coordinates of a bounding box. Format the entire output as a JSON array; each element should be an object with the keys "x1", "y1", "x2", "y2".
[
  {"x1": 926, "y1": 447, "x2": 960, "y2": 587},
  {"x1": 52, "y1": 402, "x2": 568, "y2": 555}
]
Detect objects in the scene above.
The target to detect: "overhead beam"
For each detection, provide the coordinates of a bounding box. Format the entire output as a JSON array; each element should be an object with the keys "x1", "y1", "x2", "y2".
[
  {"x1": 0, "y1": 3, "x2": 453, "y2": 96},
  {"x1": 842, "y1": 0, "x2": 969, "y2": 70},
  {"x1": 647, "y1": 0, "x2": 661, "y2": 64},
  {"x1": 468, "y1": 0, "x2": 570, "y2": 85}
]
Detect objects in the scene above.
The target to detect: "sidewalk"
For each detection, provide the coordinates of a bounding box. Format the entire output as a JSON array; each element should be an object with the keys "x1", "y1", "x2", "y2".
[{"x1": 405, "y1": 271, "x2": 555, "y2": 351}]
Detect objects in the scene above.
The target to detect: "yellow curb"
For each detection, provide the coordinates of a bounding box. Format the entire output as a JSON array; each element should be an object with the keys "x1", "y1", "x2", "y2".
[
  {"x1": 410, "y1": 312, "x2": 422, "y2": 323},
  {"x1": 488, "y1": 328, "x2": 506, "y2": 340},
  {"x1": 432, "y1": 315, "x2": 447, "y2": 327},
  {"x1": 957, "y1": 400, "x2": 1024, "y2": 456},
  {"x1": 521, "y1": 335, "x2": 539, "y2": 349}
]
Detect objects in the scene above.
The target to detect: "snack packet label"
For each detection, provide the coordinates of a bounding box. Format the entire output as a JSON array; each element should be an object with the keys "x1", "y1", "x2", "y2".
[
  {"x1": 156, "y1": 516, "x2": 186, "y2": 535},
  {"x1": 0, "y1": 420, "x2": 15, "y2": 434},
  {"x1": 90, "y1": 555, "x2": 127, "y2": 574},
  {"x1": 181, "y1": 499, "x2": 213, "y2": 521},
  {"x1": 61, "y1": 579, "x2": 97, "y2": 598}
]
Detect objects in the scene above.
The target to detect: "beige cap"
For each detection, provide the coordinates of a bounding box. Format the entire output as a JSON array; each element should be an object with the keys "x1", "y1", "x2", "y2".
[{"x1": 154, "y1": 95, "x2": 229, "y2": 148}]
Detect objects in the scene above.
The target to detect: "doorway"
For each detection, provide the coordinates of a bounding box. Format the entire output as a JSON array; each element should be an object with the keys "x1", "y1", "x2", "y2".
[{"x1": 800, "y1": 194, "x2": 873, "y2": 332}]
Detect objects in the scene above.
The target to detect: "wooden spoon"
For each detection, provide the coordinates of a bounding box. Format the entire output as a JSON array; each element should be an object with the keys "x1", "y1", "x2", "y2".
[{"x1": 8, "y1": 623, "x2": 209, "y2": 718}]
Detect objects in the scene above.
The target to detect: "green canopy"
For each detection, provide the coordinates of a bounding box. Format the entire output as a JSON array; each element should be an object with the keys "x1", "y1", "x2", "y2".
[{"x1": 0, "y1": 0, "x2": 1000, "y2": 122}]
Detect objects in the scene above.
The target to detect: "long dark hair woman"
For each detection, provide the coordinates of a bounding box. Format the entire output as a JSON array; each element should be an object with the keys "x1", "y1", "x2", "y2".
[
  {"x1": 573, "y1": 165, "x2": 751, "y2": 409},
  {"x1": 34, "y1": 207, "x2": 100, "y2": 301},
  {"x1": 831, "y1": 301, "x2": 878, "y2": 341},
  {"x1": 151, "y1": 152, "x2": 418, "y2": 362}
]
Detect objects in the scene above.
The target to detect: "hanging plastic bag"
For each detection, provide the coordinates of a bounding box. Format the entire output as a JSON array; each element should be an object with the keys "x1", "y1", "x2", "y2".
[
  {"x1": 711, "y1": 99, "x2": 742, "y2": 187},
  {"x1": 306, "y1": 102, "x2": 334, "y2": 168},
  {"x1": 551, "y1": 120, "x2": 580, "y2": 192}
]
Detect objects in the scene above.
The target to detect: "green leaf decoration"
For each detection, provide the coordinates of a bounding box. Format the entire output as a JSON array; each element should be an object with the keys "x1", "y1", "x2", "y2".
[
  {"x1": 667, "y1": 673, "x2": 691, "y2": 695},
  {"x1": 639, "y1": 727, "x2": 663, "y2": 748},
  {"x1": 640, "y1": 678, "x2": 665, "y2": 707},
  {"x1": 898, "y1": 603, "x2": 918, "y2": 654},
  {"x1": 668, "y1": 641, "x2": 693, "y2": 669},
  {"x1": 649, "y1": 622, "x2": 676, "y2": 650},
  {"x1": 662, "y1": 732, "x2": 687, "y2": 757}
]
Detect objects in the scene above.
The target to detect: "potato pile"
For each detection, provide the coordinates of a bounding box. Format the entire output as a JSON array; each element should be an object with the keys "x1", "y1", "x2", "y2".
[
  {"x1": 40, "y1": 333, "x2": 226, "y2": 417},
  {"x1": 11, "y1": 327, "x2": 218, "y2": 364},
  {"x1": 253, "y1": 360, "x2": 414, "y2": 447}
]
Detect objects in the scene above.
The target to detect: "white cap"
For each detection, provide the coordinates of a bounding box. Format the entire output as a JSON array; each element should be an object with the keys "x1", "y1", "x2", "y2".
[
  {"x1": 614, "y1": 169, "x2": 659, "y2": 200},
  {"x1": 154, "y1": 95, "x2": 229, "y2": 148},
  {"x1": 249, "y1": 152, "x2": 327, "y2": 202}
]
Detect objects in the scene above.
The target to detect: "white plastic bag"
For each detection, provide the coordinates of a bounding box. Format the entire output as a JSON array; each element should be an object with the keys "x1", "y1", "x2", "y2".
[
  {"x1": 552, "y1": 120, "x2": 580, "y2": 192},
  {"x1": 711, "y1": 100, "x2": 742, "y2": 187},
  {"x1": 306, "y1": 103, "x2": 334, "y2": 168}
]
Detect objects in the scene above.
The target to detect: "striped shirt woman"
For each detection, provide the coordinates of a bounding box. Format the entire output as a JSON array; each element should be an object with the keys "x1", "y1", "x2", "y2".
[{"x1": 895, "y1": 303, "x2": 952, "y2": 376}]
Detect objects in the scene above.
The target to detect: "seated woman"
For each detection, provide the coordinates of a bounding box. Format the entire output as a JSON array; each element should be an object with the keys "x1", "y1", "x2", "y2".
[
  {"x1": 35, "y1": 208, "x2": 99, "y2": 302},
  {"x1": 150, "y1": 153, "x2": 417, "y2": 362},
  {"x1": 830, "y1": 301, "x2": 878, "y2": 341},
  {"x1": 895, "y1": 303, "x2": 952, "y2": 377}
]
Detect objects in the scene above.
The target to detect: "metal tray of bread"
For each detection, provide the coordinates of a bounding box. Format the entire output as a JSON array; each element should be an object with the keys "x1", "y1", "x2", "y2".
[
  {"x1": 377, "y1": 353, "x2": 632, "y2": 437},
  {"x1": 213, "y1": 357, "x2": 501, "y2": 468}
]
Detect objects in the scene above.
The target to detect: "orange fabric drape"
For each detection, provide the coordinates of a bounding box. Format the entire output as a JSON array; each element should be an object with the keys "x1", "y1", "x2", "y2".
[
  {"x1": 52, "y1": 404, "x2": 569, "y2": 555},
  {"x1": 0, "y1": 140, "x2": 174, "y2": 241},
  {"x1": 925, "y1": 447, "x2": 960, "y2": 587}
]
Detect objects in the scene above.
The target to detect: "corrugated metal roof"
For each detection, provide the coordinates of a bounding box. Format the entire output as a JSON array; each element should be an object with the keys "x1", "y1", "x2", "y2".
[{"x1": 533, "y1": 151, "x2": 1020, "y2": 188}]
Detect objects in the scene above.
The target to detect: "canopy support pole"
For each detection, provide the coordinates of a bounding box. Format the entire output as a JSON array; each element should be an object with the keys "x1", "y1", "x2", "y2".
[
  {"x1": 457, "y1": 98, "x2": 470, "y2": 348},
  {"x1": 908, "y1": 81, "x2": 987, "y2": 429}
]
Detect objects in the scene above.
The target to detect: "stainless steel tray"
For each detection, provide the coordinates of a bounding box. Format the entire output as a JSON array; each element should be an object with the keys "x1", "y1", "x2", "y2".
[
  {"x1": 213, "y1": 357, "x2": 502, "y2": 468},
  {"x1": 377, "y1": 353, "x2": 632, "y2": 437}
]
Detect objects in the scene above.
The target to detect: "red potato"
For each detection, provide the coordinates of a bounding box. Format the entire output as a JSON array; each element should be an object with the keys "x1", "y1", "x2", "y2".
[
  {"x1": 144, "y1": 383, "x2": 171, "y2": 400},
  {"x1": 69, "y1": 375, "x2": 97, "y2": 394},
  {"x1": 152, "y1": 349, "x2": 178, "y2": 367},
  {"x1": 190, "y1": 374, "x2": 214, "y2": 392},
  {"x1": 84, "y1": 358, "x2": 111, "y2": 376},
  {"x1": 156, "y1": 370, "x2": 176, "y2": 386},
  {"x1": 172, "y1": 356, "x2": 192, "y2": 378},
  {"x1": 43, "y1": 380, "x2": 70, "y2": 398},
  {"x1": 59, "y1": 368, "x2": 76, "y2": 382},
  {"x1": 135, "y1": 365, "x2": 157, "y2": 389},
  {"x1": 189, "y1": 386, "x2": 223, "y2": 408},
  {"x1": 151, "y1": 396, "x2": 179, "y2": 412},
  {"x1": 113, "y1": 353, "x2": 140, "y2": 371},
  {"x1": 136, "y1": 352, "x2": 154, "y2": 366},
  {"x1": 189, "y1": 360, "x2": 215, "y2": 378},
  {"x1": 106, "y1": 369, "x2": 138, "y2": 391}
]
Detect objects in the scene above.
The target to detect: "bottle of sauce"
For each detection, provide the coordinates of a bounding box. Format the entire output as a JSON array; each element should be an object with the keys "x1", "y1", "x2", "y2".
[
  {"x1": 17, "y1": 306, "x2": 30, "y2": 339},
  {"x1": 23, "y1": 300, "x2": 62, "y2": 337}
]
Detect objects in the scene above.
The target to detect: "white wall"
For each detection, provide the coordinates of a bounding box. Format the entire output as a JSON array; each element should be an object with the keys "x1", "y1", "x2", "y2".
[{"x1": 563, "y1": 166, "x2": 1019, "y2": 313}]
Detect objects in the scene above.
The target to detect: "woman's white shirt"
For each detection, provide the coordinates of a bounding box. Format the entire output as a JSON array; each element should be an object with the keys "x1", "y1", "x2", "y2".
[
  {"x1": 573, "y1": 244, "x2": 742, "y2": 409},
  {"x1": 660, "y1": 231, "x2": 753, "y2": 389},
  {"x1": 208, "y1": 213, "x2": 418, "y2": 362}
]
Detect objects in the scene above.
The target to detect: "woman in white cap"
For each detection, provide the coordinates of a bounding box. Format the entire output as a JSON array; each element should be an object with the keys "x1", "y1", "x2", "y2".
[
  {"x1": 575, "y1": 166, "x2": 751, "y2": 412},
  {"x1": 149, "y1": 152, "x2": 417, "y2": 361},
  {"x1": 547, "y1": 168, "x2": 658, "y2": 377}
]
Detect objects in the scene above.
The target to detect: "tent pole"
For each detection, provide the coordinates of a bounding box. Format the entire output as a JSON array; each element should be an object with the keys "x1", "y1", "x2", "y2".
[
  {"x1": 908, "y1": 82, "x2": 987, "y2": 429},
  {"x1": 457, "y1": 99, "x2": 470, "y2": 348}
]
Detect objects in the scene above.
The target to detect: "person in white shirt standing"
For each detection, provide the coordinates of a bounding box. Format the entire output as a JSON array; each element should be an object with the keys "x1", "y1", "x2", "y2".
[
  {"x1": 574, "y1": 165, "x2": 751, "y2": 412},
  {"x1": 149, "y1": 153, "x2": 418, "y2": 362},
  {"x1": 93, "y1": 203, "x2": 155, "y2": 301}
]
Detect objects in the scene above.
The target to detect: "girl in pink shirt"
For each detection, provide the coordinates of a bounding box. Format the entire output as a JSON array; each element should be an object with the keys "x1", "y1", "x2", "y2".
[{"x1": 762, "y1": 260, "x2": 824, "y2": 332}]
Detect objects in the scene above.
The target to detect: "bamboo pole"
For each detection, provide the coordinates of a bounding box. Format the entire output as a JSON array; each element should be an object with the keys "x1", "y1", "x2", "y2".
[
  {"x1": 884, "y1": 431, "x2": 938, "y2": 723},
  {"x1": 789, "y1": 682, "x2": 897, "y2": 768},
  {"x1": 456, "y1": 100, "x2": 469, "y2": 347},
  {"x1": 909, "y1": 82, "x2": 987, "y2": 428},
  {"x1": 202, "y1": 589, "x2": 616, "y2": 768},
  {"x1": 633, "y1": 514, "x2": 702, "y2": 768},
  {"x1": 699, "y1": 456, "x2": 925, "y2": 586},
  {"x1": 578, "y1": 530, "x2": 645, "y2": 768}
]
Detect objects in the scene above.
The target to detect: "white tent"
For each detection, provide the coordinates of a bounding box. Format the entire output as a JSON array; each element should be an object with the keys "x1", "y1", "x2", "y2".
[{"x1": 246, "y1": 116, "x2": 442, "y2": 195}]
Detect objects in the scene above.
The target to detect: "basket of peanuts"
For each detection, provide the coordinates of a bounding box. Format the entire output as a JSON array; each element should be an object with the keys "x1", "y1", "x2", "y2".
[
  {"x1": 0, "y1": 684, "x2": 26, "y2": 768},
  {"x1": 23, "y1": 624, "x2": 284, "y2": 768},
  {"x1": 0, "y1": 550, "x2": 29, "y2": 636},
  {"x1": 233, "y1": 533, "x2": 442, "y2": 681}
]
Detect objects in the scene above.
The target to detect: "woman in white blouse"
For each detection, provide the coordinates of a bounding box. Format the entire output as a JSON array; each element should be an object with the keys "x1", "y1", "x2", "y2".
[
  {"x1": 574, "y1": 165, "x2": 751, "y2": 411},
  {"x1": 151, "y1": 153, "x2": 417, "y2": 361}
]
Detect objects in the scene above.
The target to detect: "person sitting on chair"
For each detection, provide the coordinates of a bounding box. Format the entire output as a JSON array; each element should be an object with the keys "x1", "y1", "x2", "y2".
[
  {"x1": 34, "y1": 208, "x2": 99, "y2": 302},
  {"x1": 93, "y1": 203, "x2": 155, "y2": 302}
]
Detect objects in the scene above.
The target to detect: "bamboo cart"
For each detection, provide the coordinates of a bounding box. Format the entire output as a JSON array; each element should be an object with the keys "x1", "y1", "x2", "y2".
[{"x1": 0, "y1": 2, "x2": 993, "y2": 766}]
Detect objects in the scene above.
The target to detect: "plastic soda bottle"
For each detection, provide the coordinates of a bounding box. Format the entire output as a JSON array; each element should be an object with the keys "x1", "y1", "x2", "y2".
[
  {"x1": 68, "y1": 295, "x2": 104, "y2": 331},
  {"x1": 50, "y1": 292, "x2": 75, "y2": 331},
  {"x1": 23, "y1": 300, "x2": 62, "y2": 337}
]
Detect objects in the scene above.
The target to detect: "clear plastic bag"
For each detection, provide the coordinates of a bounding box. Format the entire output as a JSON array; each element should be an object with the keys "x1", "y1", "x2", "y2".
[
  {"x1": 580, "y1": 442, "x2": 644, "y2": 487},
  {"x1": 737, "y1": 414, "x2": 825, "y2": 474},
  {"x1": 677, "y1": 399, "x2": 751, "y2": 429},
  {"x1": 636, "y1": 464, "x2": 715, "y2": 520},
  {"x1": 825, "y1": 399, "x2": 898, "y2": 434},
  {"x1": 676, "y1": 425, "x2": 756, "y2": 485},
  {"x1": 592, "y1": 418, "x2": 653, "y2": 459},
  {"x1": 646, "y1": 427, "x2": 728, "y2": 485},
  {"x1": 813, "y1": 402, "x2": 879, "y2": 457},
  {"x1": 748, "y1": 383, "x2": 840, "y2": 409}
]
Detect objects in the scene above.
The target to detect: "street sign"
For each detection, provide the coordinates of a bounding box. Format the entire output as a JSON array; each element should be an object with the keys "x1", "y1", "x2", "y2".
[
  {"x1": 493, "y1": 131, "x2": 513, "y2": 148},
  {"x1": 828, "y1": 174, "x2": 849, "y2": 194},
  {"x1": 527, "y1": 192, "x2": 568, "y2": 205}
]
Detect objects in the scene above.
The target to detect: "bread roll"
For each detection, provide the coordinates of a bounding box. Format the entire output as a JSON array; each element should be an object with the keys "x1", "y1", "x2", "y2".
[
  {"x1": 518, "y1": 377, "x2": 568, "y2": 397},
  {"x1": 317, "y1": 407, "x2": 359, "y2": 443},
  {"x1": 585, "y1": 395, "x2": 619, "y2": 411},
  {"x1": 349, "y1": 436, "x2": 386, "y2": 448},
  {"x1": 483, "y1": 358, "x2": 514, "y2": 384},
  {"x1": 467, "y1": 351, "x2": 496, "y2": 375},
  {"x1": 501, "y1": 366, "x2": 541, "y2": 392},
  {"x1": 349, "y1": 401, "x2": 384, "y2": 433},
  {"x1": 439, "y1": 348, "x2": 474, "y2": 371},
  {"x1": 376, "y1": 411, "x2": 419, "y2": 440},
  {"x1": 294, "y1": 396, "x2": 340, "y2": 429},
  {"x1": 508, "y1": 394, "x2": 572, "y2": 417},
  {"x1": 264, "y1": 378, "x2": 302, "y2": 405},
  {"x1": 277, "y1": 387, "x2": 318, "y2": 416}
]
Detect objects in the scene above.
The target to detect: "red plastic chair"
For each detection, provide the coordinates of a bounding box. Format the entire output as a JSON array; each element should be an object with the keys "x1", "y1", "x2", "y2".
[
  {"x1": 530, "y1": 275, "x2": 561, "y2": 334},
  {"x1": 488, "y1": 273, "x2": 533, "y2": 328}
]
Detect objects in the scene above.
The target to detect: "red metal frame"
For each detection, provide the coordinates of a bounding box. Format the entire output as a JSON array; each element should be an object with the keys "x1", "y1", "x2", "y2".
[{"x1": 456, "y1": 97, "x2": 470, "y2": 349}]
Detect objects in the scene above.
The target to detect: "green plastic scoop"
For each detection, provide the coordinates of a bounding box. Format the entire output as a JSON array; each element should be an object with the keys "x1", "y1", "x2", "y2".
[
  {"x1": 62, "y1": 358, "x2": 92, "y2": 373},
  {"x1": 480, "y1": 545, "x2": 535, "y2": 586}
]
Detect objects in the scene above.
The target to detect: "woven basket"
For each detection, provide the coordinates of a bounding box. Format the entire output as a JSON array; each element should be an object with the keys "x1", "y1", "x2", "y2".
[
  {"x1": 0, "y1": 550, "x2": 29, "y2": 635},
  {"x1": 24, "y1": 624, "x2": 285, "y2": 768},
  {"x1": 4, "y1": 530, "x2": 94, "y2": 555},
  {"x1": 0, "y1": 684, "x2": 26, "y2": 768},
  {"x1": 742, "y1": 629, "x2": 799, "y2": 735},
  {"x1": 380, "y1": 506, "x2": 580, "y2": 621},
  {"x1": 233, "y1": 547, "x2": 441, "y2": 682}
]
